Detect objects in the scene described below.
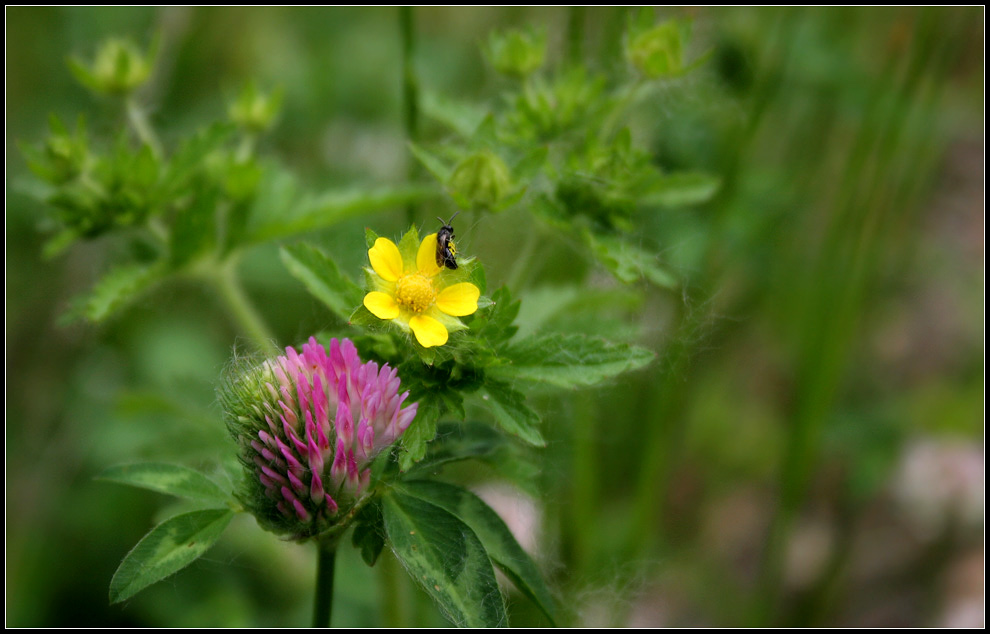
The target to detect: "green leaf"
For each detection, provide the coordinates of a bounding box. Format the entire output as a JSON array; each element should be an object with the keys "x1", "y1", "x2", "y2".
[
  {"x1": 585, "y1": 232, "x2": 679, "y2": 289},
  {"x1": 481, "y1": 381, "x2": 545, "y2": 447},
  {"x1": 64, "y1": 261, "x2": 166, "y2": 324},
  {"x1": 169, "y1": 188, "x2": 218, "y2": 267},
  {"x1": 421, "y1": 90, "x2": 488, "y2": 139},
  {"x1": 280, "y1": 243, "x2": 364, "y2": 321},
  {"x1": 490, "y1": 333, "x2": 654, "y2": 388},
  {"x1": 67, "y1": 56, "x2": 102, "y2": 93},
  {"x1": 247, "y1": 179, "x2": 436, "y2": 245},
  {"x1": 41, "y1": 228, "x2": 81, "y2": 259},
  {"x1": 642, "y1": 172, "x2": 721, "y2": 208},
  {"x1": 399, "y1": 481, "x2": 558, "y2": 625},
  {"x1": 398, "y1": 390, "x2": 445, "y2": 471},
  {"x1": 471, "y1": 286, "x2": 519, "y2": 345},
  {"x1": 351, "y1": 499, "x2": 386, "y2": 567},
  {"x1": 109, "y1": 509, "x2": 234, "y2": 604},
  {"x1": 408, "y1": 143, "x2": 452, "y2": 183},
  {"x1": 160, "y1": 123, "x2": 236, "y2": 197},
  {"x1": 98, "y1": 463, "x2": 231, "y2": 505},
  {"x1": 383, "y1": 489, "x2": 506, "y2": 627},
  {"x1": 407, "y1": 422, "x2": 509, "y2": 476},
  {"x1": 512, "y1": 145, "x2": 549, "y2": 182},
  {"x1": 364, "y1": 227, "x2": 380, "y2": 249}
]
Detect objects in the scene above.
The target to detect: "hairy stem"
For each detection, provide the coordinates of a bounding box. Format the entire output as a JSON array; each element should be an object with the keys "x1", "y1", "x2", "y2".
[
  {"x1": 565, "y1": 6, "x2": 586, "y2": 67},
  {"x1": 504, "y1": 226, "x2": 540, "y2": 291},
  {"x1": 379, "y1": 550, "x2": 409, "y2": 628},
  {"x1": 212, "y1": 262, "x2": 278, "y2": 354},
  {"x1": 312, "y1": 538, "x2": 337, "y2": 628},
  {"x1": 126, "y1": 98, "x2": 162, "y2": 157},
  {"x1": 400, "y1": 6, "x2": 420, "y2": 225}
]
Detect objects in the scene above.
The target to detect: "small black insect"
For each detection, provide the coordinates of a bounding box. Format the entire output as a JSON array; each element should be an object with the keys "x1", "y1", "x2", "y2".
[{"x1": 435, "y1": 212, "x2": 460, "y2": 270}]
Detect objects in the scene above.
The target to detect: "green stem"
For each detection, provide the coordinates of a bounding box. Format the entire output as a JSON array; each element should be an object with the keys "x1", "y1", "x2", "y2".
[
  {"x1": 504, "y1": 226, "x2": 540, "y2": 291},
  {"x1": 126, "y1": 98, "x2": 162, "y2": 157},
  {"x1": 565, "y1": 6, "x2": 586, "y2": 67},
  {"x1": 379, "y1": 550, "x2": 409, "y2": 627},
  {"x1": 212, "y1": 261, "x2": 278, "y2": 354},
  {"x1": 569, "y1": 391, "x2": 599, "y2": 581},
  {"x1": 312, "y1": 538, "x2": 337, "y2": 628},
  {"x1": 400, "y1": 6, "x2": 420, "y2": 225}
]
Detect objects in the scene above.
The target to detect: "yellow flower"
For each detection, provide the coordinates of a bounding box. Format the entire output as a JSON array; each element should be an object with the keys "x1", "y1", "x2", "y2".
[{"x1": 363, "y1": 231, "x2": 480, "y2": 348}]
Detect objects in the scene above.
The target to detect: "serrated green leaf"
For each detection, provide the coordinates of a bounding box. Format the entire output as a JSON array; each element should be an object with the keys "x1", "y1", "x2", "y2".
[
  {"x1": 160, "y1": 123, "x2": 236, "y2": 196},
  {"x1": 407, "y1": 422, "x2": 510, "y2": 476},
  {"x1": 383, "y1": 490, "x2": 506, "y2": 627},
  {"x1": 65, "y1": 261, "x2": 166, "y2": 324},
  {"x1": 469, "y1": 115, "x2": 498, "y2": 150},
  {"x1": 352, "y1": 499, "x2": 386, "y2": 567},
  {"x1": 642, "y1": 172, "x2": 721, "y2": 208},
  {"x1": 170, "y1": 189, "x2": 217, "y2": 267},
  {"x1": 109, "y1": 509, "x2": 234, "y2": 604},
  {"x1": 349, "y1": 304, "x2": 382, "y2": 329},
  {"x1": 421, "y1": 90, "x2": 489, "y2": 138},
  {"x1": 247, "y1": 180, "x2": 436, "y2": 245},
  {"x1": 408, "y1": 143, "x2": 452, "y2": 183},
  {"x1": 516, "y1": 285, "x2": 642, "y2": 341},
  {"x1": 398, "y1": 481, "x2": 558, "y2": 625},
  {"x1": 512, "y1": 145, "x2": 548, "y2": 181},
  {"x1": 586, "y1": 232, "x2": 679, "y2": 288},
  {"x1": 280, "y1": 243, "x2": 364, "y2": 321},
  {"x1": 399, "y1": 393, "x2": 442, "y2": 471},
  {"x1": 67, "y1": 56, "x2": 101, "y2": 92},
  {"x1": 98, "y1": 463, "x2": 231, "y2": 505},
  {"x1": 481, "y1": 381, "x2": 545, "y2": 447},
  {"x1": 490, "y1": 333, "x2": 654, "y2": 388},
  {"x1": 364, "y1": 227, "x2": 380, "y2": 249},
  {"x1": 41, "y1": 228, "x2": 81, "y2": 259},
  {"x1": 472, "y1": 286, "x2": 519, "y2": 345}
]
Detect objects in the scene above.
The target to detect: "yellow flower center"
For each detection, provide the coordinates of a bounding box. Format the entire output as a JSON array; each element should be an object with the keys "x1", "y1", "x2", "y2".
[{"x1": 394, "y1": 274, "x2": 436, "y2": 313}]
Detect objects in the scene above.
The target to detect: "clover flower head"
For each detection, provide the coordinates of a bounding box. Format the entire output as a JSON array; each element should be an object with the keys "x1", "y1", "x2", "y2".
[
  {"x1": 221, "y1": 337, "x2": 418, "y2": 537},
  {"x1": 363, "y1": 228, "x2": 481, "y2": 348}
]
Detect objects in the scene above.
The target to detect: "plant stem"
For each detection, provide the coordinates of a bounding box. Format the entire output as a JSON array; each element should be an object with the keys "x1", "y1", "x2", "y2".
[
  {"x1": 565, "y1": 6, "x2": 586, "y2": 67},
  {"x1": 212, "y1": 261, "x2": 278, "y2": 354},
  {"x1": 504, "y1": 225, "x2": 540, "y2": 291},
  {"x1": 312, "y1": 538, "x2": 337, "y2": 628},
  {"x1": 126, "y1": 98, "x2": 163, "y2": 157},
  {"x1": 379, "y1": 550, "x2": 409, "y2": 628},
  {"x1": 569, "y1": 390, "x2": 599, "y2": 580},
  {"x1": 400, "y1": 6, "x2": 420, "y2": 225}
]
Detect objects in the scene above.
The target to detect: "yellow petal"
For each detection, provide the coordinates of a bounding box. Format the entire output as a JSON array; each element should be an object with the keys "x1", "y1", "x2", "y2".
[
  {"x1": 369, "y1": 238, "x2": 404, "y2": 282},
  {"x1": 363, "y1": 292, "x2": 400, "y2": 319},
  {"x1": 435, "y1": 283, "x2": 480, "y2": 316},
  {"x1": 409, "y1": 314, "x2": 448, "y2": 347},
  {"x1": 417, "y1": 233, "x2": 442, "y2": 277}
]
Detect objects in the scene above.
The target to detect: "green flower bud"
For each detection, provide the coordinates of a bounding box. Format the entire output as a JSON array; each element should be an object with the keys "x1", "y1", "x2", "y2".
[
  {"x1": 228, "y1": 82, "x2": 283, "y2": 133},
  {"x1": 69, "y1": 38, "x2": 156, "y2": 96},
  {"x1": 447, "y1": 150, "x2": 512, "y2": 210},
  {"x1": 624, "y1": 20, "x2": 684, "y2": 79},
  {"x1": 22, "y1": 114, "x2": 89, "y2": 185},
  {"x1": 485, "y1": 28, "x2": 546, "y2": 78}
]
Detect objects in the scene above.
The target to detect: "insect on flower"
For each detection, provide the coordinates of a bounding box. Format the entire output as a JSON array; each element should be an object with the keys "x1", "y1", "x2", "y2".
[{"x1": 435, "y1": 212, "x2": 460, "y2": 270}]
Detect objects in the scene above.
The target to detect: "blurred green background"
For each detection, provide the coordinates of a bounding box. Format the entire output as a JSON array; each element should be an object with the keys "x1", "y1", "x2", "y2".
[{"x1": 6, "y1": 7, "x2": 983, "y2": 627}]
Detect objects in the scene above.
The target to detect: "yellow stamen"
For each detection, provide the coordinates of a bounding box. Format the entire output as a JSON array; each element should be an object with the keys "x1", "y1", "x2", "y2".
[{"x1": 394, "y1": 274, "x2": 436, "y2": 313}]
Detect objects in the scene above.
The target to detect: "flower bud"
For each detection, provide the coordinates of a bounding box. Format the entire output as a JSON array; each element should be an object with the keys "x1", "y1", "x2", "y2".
[
  {"x1": 23, "y1": 114, "x2": 89, "y2": 185},
  {"x1": 220, "y1": 337, "x2": 418, "y2": 538},
  {"x1": 228, "y1": 82, "x2": 283, "y2": 133},
  {"x1": 69, "y1": 38, "x2": 155, "y2": 96},
  {"x1": 485, "y1": 28, "x2": 546, "y2": 78},
  {"x1": 624, "y1": 20, "x2": 684, "y2": 79},
  {"x1": 447, "y1": 150, "x2": 512, "y2": 210}
]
